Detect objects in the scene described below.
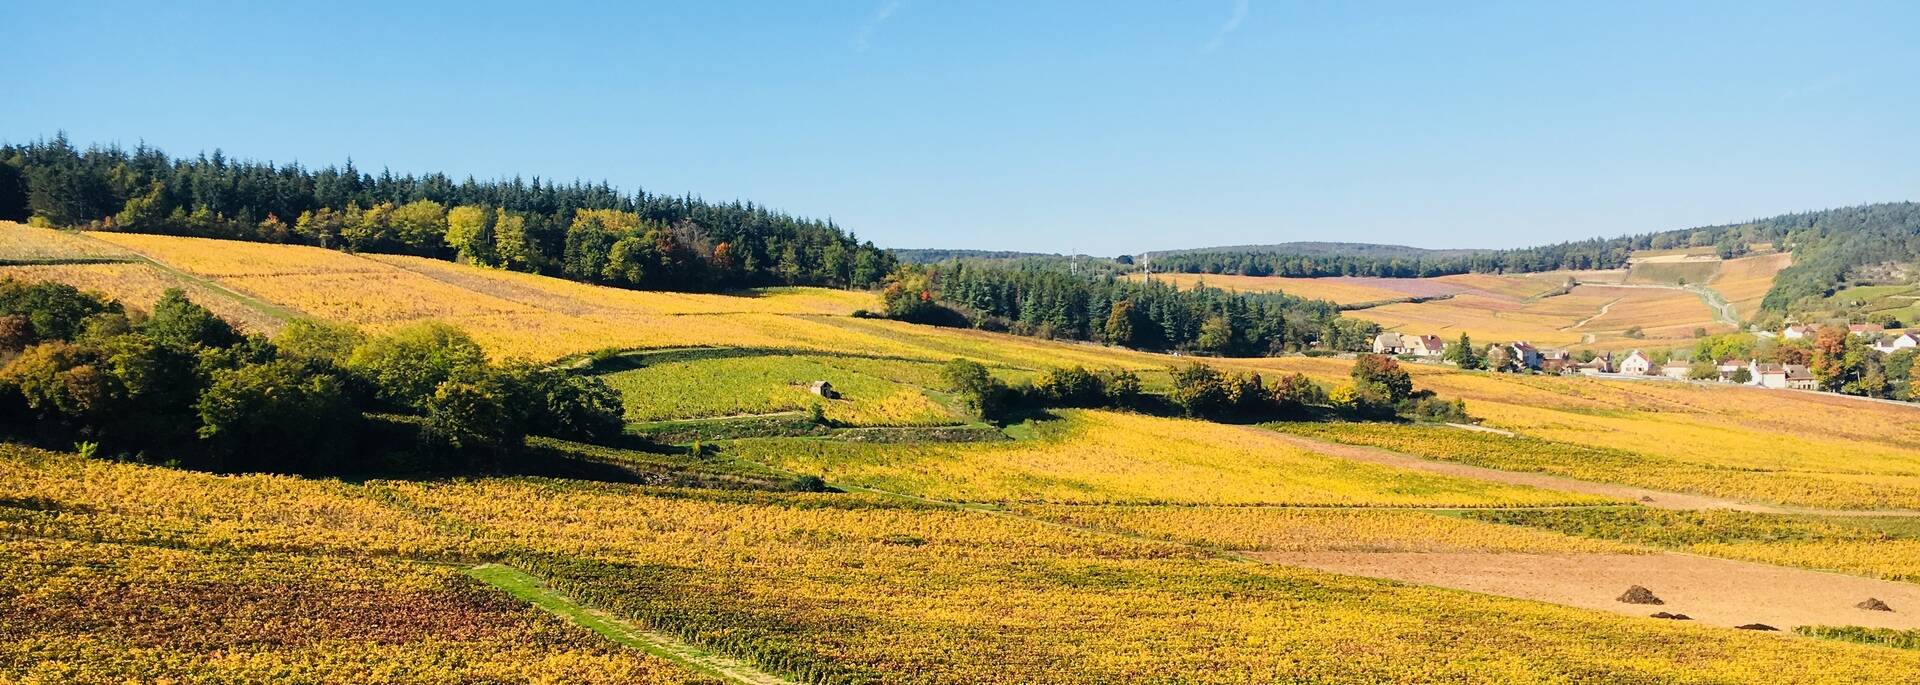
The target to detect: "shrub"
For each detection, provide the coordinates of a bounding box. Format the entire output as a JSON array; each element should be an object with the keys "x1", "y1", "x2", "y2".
[
  {"x1": 196, "y1": 360, "x2": 358, "y2": 473},
  {"x1": 346, "y1": 322, "x2": 487, "y2": 410},
  {"x1": 1034, "y1": 366, "x2": 1104, "y2": 407}
]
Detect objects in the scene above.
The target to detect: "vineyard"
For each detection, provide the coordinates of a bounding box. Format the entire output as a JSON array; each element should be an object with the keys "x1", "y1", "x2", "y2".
[
  {"x1": 8, "y1": 446, "x2": 1920, "y2": 683},
  {"x1": 8, "y1": 223, "x2": 1920, "y2": 682}
]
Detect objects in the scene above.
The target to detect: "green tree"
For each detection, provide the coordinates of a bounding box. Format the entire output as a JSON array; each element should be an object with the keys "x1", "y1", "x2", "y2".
[
  {"x1": 1104, "y1": 299, "x2": 1137, "y2": 347},
  {"x1": 1169, "y1": 364, "x2": 1228, "y2": 417},
  {"x1": 493, "y1": 210, "x2": 533, "y2": 270},
  {"x1": 1194, "y1": 314, "x2": 1235, "y2": 355},
  {"x1": 1350, "y1": 354, "x2": 1413, "y2": 407},
  {"x1": 445, "y1": 205, "x2": 497, "y2": 265},
  {"x1": 0, "y1": 278, "x2": 120, "y2": 345},
  {"x1": 939, "y1": 358, "x2": 1007, "y2": 419},
  {"x1": 141, "y1": 289, "x2": 239, "y2": 349},
  {"x1": 197, "y1": 360, "x2": 357, "y2": 473},
  {"x1": 390, "y1": 199, "x2": 449, "y2": 253},
  {"x1": 275, "y1": 319, "x2": 365, "y2": 368},
  {"x1": 1033, "y1": 366, "x2": 1103, "y2": 407},
  {"x1": 1444, "y1": 333, "x2": 1483, "y2": 369},
  {"x1": 345, "y1": 322, "x2": 487, "y2": 410},
  {"x1": 424, "y1": 365, "x2": 526, "y2": 456}
]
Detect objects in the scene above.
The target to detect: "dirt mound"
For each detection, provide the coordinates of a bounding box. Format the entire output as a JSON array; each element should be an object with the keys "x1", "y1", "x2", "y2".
[
  {"x1": 1736, "y1": 623, "x2": 1778, "y2": 631},
  {"x1": 1617, "y1": 585, "x2": 1663, "y2": 605},
  {"x1": 1858, "y1": 598, "x2": 1894, "y2": 612},
  {"x1": 1650, "y1": 612, "x2": 1692, "y2": 620}
]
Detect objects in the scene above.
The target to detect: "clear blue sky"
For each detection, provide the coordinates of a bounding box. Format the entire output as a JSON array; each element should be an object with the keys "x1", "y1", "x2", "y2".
[{"x1": 5, "y1": 1, "x2": 1916, "y2": 254}]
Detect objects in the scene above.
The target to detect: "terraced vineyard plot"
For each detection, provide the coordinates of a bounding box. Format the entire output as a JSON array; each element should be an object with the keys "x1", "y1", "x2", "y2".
[
  {"x1": 0, "y1": 444, "x2": 468, "y2": 558},
  {"x1": 1571, "y1": 285, "x2": 1729, "y2": 338},
  {"x1": 378, "y1": 477, "x2": 1920, "y2": 684},
  {"x1": 1019, "y1": 505, "x2": 1639, "y2": 554},
  {"x1": 0, "y1": 538, "x2": 712, "y2": 685},
  {"x1": 1129, "y1": 272, "x2": 1426, "y2": 304},
  {"x1": 726, "y1": 410, "x2": 1613, "y2": 506},
  {"x1": 1267, "y1": 422, "x2": 1920, "y2": 511},
  {"x1": 601, "y1": 352, "x2": 965, "y2": 426},
  {"x1": 0, "y1": 262, "x2": 286, "y2": 335},
  {"x1": 1351, "y1": 291, "x2": 1613, "y2": 348},
  {"x1": 1466, "y1": 508, "x2": 1920, "y2": 583},
  {"x1": 1708, "y1": 252, "x2": 1791, "y2": 321},
  {"x1": 0, "y1": 222, "x2": 138, "y2": 262}
]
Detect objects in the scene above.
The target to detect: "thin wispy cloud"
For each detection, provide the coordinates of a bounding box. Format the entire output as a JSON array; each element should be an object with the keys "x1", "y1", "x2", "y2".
[
  {"x1": 854, "y1": 1, "x2": 902, "y2": 52},
  {"x1": 1202, "y1": 0, "x2": 1250, "y2": 53}
]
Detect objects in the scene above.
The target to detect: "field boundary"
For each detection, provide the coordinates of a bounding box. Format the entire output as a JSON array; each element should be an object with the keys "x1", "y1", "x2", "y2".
[{"x1": 467, "y1": 563, "x2": 794, "y2": 685}]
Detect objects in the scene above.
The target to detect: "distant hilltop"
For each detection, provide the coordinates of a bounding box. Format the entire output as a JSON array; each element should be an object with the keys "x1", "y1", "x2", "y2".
[{"x1": 1139, "y1": 241, "x2": 1491, "y2": 262}]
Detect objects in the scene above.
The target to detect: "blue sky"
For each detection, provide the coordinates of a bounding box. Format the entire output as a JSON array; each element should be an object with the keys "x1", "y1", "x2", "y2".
[{"x1": 4, "y1": 1, "x2": 1916, "y2": 254}]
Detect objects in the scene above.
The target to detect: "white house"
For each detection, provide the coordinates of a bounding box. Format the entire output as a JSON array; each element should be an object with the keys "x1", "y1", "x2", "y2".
[
  {"x1": 1874, "y1": 332, "x2": 1920, "y2": 355},
  {"x1": 1659, "y1": 361, "x2": 1692, "y2": 380},
  {"x1": 1372, "y1": 332, "x2": 1408, "y2": 355},
  {"x1": 1409, "y1": 335, "x2": 1446, "y2": 358},
  {"x1": 1509, "y1": 342, "x2": 1543, "y2": 370},
  {"x1": 1618, "y1": 350, "x2": 1654, "y2": 376},
  {"x1": 1782, "y1": 324, "x2": 1817, "y2": 340}
]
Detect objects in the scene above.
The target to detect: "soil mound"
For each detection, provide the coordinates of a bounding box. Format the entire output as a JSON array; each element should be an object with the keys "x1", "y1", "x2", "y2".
[
  {"x1": 1736, "y1": 623, "x2": 1778, "y2": 631},
  {"x1": 1857, "y1": 598, "x2": 1894, "y2": 612},
  {"x1": 1617, "y1": 585, "x2": 1663, "y2": 605},
  {"x1": 1650, "y1": 612, "x2": 1691, "y2": 620}
]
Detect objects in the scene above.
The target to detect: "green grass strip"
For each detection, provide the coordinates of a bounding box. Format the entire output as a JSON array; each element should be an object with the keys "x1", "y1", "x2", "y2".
[
  {"x1": 1795, "y1": 625, "x2": 1920, "y2": 650},
  {"x1": 466, "y1": 563, "x2": 791, "y2": 685}
]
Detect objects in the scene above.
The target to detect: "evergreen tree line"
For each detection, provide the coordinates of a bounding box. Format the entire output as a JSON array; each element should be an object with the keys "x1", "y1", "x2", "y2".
[
  {"x1": 0, "y1": 278, "x2": 625, "y2": 474},
  {"x1": 0, "y1": 134, "x2": 894, "y2": 291},
  {"x1": 1142, "y1": 204, "x2": 1920, "y2": 285},
  {"x1": 1752, "y1": 203, "x2": 1920, "y2": 313},
  {"x1": 881, "y1": 261, "x2": 1344, "y2": 355}
]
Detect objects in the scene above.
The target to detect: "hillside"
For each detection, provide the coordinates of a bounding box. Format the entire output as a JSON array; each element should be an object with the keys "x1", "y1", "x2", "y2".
[
  {"x1": 1145, "y1": 204, "x2": 1919, "y2": 322},
  {"x1": 9, "y1": 223, "x2": 1920, "y2": 681},
  {"x1": 1143, "y1": 241, "x2": 1490, "y2": 260}
]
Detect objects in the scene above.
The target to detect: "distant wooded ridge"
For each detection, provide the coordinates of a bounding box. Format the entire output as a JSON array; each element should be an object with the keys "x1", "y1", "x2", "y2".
[{"x1": 1132, "y1": 204, "x2": 1920, "y2": 315}]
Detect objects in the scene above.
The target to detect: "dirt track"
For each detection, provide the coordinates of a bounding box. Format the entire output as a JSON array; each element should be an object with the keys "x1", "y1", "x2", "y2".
[{"x1": 1261, "y1": 551, "x2": 1920, "y2": 630}]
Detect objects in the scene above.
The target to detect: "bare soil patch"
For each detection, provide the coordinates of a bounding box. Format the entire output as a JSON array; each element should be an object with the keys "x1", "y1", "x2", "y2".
[{"x1": 1259, "y1": 551, "x2": 1920, "y2": 631}]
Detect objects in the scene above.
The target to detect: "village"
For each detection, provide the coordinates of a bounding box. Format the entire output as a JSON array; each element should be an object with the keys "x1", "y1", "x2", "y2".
[{"x1": 1371, "y1": 325, "x2": 1920, "y2": 393}]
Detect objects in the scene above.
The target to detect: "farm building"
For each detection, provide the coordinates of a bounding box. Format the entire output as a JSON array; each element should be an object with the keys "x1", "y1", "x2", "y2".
[
  {"x1": 1874, "y1": 332, "x2": 1920, "y2": 354},
  {"x1": 1747, "y1": 362, "x2": 1816, "y2": 390},
  {"x1": 1371, "y1": 333, "x2": 1409, "y2": 355},
  {"x1": 1508, "y1": 342, "x2": 1543, "y2": 370},
  {"x1": 1575, "y1": 353, "x2": 1613, "y2": 376},
  {"x1": 1659, "y1": 361, "x2": 1692, "y2": 380},
  {"x1": 1617, "y1": 350, "x2": 1654, "y2": 376}
]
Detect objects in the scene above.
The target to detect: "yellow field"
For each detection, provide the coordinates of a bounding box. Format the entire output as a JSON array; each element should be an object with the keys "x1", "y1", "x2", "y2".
[
  {"x1": 378, "y1": 477, "x2": 1920, "y2": 683},
  {"x1": 1572, "y1": 285, "x2": 1730, "y2": 338},
  {"x1": 1129, "y1": 272, "x2": 1414, "y2": 304},
  {"x1": 1352, "y1": 283, "x2": 1727, "y2": 349},
  {"x1": 727, "y1": 409, "x2": 1613, "y2": 506},
  {"x1": 1709, "y1": 252, "x2": 1793, "y2": 321},
  {"x1": 1231, "y1": 356, "x2": 1920, "y2": 509},
  {"x1": 0, "y1": 262, "x2": 288, "y2": 335},
  {"x1": 1353, "y1": 291, "x2": 1603, "y2": 348},
  {"x1": 1020, "y1": 505, "x2": 1639, "y2": 554},
  {"x1": 0, "y1": 222, "x2": 138, "y2": 261}
]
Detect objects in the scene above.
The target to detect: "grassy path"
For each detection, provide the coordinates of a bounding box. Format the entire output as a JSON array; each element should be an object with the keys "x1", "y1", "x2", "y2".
[
  {"x1": 73, "y1": 231, "x2": 304, "y2": 322},
  {"x1": 466, "y1": 564, "x2": 794, "y2": 685}
]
